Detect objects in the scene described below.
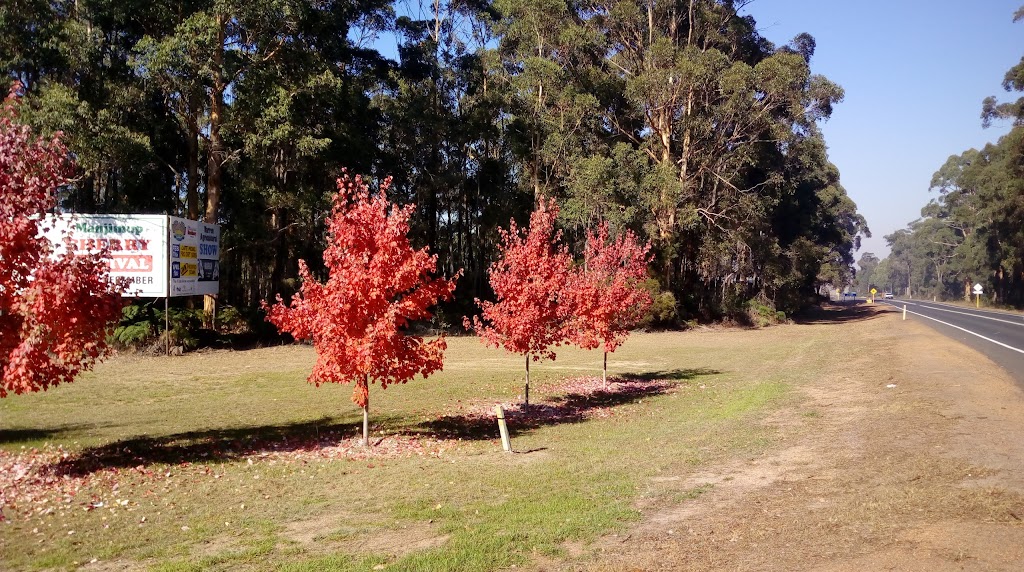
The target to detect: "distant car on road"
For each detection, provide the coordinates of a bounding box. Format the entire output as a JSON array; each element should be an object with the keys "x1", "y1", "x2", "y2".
[{"x1": 883, "y1": 292, "x2": 894, "y2": 299}]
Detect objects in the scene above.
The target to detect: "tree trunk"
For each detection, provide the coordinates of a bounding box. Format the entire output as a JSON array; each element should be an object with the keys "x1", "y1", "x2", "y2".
[
  {"x1": 203, "y1": 13, "x2": 226, "y2": 329},
  {"x1": 205, "y1": 13, "x2": 225, "y2": 226},
  {"x1": 524, "y1": 354, "x2": 530, "y2": 407},
  {"x1": 186, "y1": 89, "x2": 200, "y2": 220},
  {"x1": 270, "y1": 207, "x2": 289, "y2": 294},
  {"x1": 603, "y1": 351, "x2": 608, "y2": 388},
  {"x1": 362, "y1": 400, "x2": 370, "y2": 447}
]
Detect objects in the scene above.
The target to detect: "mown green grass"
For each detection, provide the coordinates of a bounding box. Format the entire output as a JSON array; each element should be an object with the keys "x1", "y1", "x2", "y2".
[{"x1": 0, "y1": 327, "x2": 846, "y2": 571}]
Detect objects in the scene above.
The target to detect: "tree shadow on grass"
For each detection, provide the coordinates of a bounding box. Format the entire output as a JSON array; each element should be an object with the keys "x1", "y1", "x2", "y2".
[
  {"x1": 44, "y1": 416, "x2": 360, "y2": 477},
  {"x1": 617, "y1": 368, "x2": 722, "y2": 382},
  {"x1": 413, "y1": 368, "x2": 723, "y2": 441},
  {"x1": 38, "y1": 371, "x2": 722, "y2": 476},
  {"x1": 0, "y1": 424, "x2": 104, "y2": 446},
  {"x1": 793, "y1": 302, "x2": 893, "y2": 326}
]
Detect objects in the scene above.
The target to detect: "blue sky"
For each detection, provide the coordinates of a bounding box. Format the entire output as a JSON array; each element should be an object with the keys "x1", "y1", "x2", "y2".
[{"x1": 740, "y1": 0, "x2": 1022, "y2": 263}]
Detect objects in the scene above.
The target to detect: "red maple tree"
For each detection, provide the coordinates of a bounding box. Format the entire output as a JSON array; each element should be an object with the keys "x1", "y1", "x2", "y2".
[
  {"x1": 0, "y1": 84, "x2": 125, "y2": 398},
  {"x1": 263, "y1": 172, "x2": 459, "y2": 446},
  {"x1": 569, "y1": 222, "x2": 652, "y2": 386},
  {"x1": 466, "y1": 199, "x2": 574, "y2": 405}
]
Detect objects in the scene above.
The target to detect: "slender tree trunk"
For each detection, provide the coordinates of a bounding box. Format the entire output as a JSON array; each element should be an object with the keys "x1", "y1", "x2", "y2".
[
  {"x1": 603, "y1": 351, "x2": 608, "y2": 388},
  {"x1": 186, "y1": 90, "x2": 200, "y2": 220},
  {"x1": 270, "y1": 207, "x2": 288, "y2": 294},
  {"x1": 533, "y1": 58, "x2": 544, "y2": 200},
  {"x1": 203, "y1": 13, "x2": 226, "y2": 329},
  {"x1": 361, "y1": 374, "x2": 370, "y2": 447},
  {"x1": 205, "y1": 14, "x2": 225, "y2": 225},
  {"x1": 524, "y1": 354, "x2": 530, "y2": 407}
]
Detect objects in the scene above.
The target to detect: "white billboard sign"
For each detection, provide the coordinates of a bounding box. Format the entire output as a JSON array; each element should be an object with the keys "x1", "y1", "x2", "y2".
[
  {"x1": 40, "y1": 214, "x2": 220, "y2": 298},
  {"x1": 42, "y1": 214, "x2": 169, "y2": 297}
]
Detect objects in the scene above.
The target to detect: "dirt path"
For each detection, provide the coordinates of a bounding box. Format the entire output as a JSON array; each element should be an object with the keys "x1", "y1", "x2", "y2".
[{"x1": 552, "y1": 305, "x2": 1024, "y2": 571}]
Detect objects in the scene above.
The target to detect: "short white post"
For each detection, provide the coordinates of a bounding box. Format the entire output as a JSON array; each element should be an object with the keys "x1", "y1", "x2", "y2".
[
  {"x1": 495, "y1": 405, "x2": 512, "y2": 453},
  {"x1": 903, "y1": 305, "x2": 907, "y2": 321}
]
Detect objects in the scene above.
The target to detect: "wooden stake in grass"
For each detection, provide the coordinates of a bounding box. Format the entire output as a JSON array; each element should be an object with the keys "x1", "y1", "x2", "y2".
[
  {"x1": 362, "y1": 374, "x2": 370, "y2": 447},
  {"x1": 495, "y1": 405, "x2": 512, "y2": 452}
]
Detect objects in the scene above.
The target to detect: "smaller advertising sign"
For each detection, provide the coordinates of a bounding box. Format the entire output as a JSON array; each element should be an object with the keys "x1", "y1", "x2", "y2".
[{"x1": 168, "y1": 216, "x2": 220, "y2": 297}]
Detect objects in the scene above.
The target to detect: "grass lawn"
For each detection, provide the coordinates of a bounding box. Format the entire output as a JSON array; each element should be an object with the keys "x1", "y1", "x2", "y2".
[{"x1": 0, "y1": 326, "x2": 838, "y2": 571}]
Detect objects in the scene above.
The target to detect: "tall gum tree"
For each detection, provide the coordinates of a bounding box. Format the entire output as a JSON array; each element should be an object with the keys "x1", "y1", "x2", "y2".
[{"x1": 595, "y1": 2, "x2": 845, "y2": 290}]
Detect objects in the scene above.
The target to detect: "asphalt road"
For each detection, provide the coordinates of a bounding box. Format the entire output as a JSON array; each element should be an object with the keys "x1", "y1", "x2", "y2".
[{"x1": 878, "y1": 299, "x2": 1024, "y2": 385}]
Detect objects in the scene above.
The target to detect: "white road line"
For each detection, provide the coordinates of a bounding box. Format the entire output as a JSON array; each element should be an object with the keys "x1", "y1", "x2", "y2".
[
  {"x1": 898, "y1": 303, "x2": 1024, "y2": 328},
  {"x1": 909, "y1": 300, "x2": 1024, "y2": 319},
  {"x1": 884, "y1": 300, "x2": 1024, "y2": 327},
  {"x1": 900, "y1": 307, "x2": 1024, "y2": 355}
]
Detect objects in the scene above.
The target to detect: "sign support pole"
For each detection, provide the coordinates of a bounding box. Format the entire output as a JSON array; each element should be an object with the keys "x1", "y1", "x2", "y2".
[
  {"x1": 165, "y1": 223, "x2": 171, "y2": 356},
  {"x1": 165, "y1": 296, "x2": 170, "y2": 356}
]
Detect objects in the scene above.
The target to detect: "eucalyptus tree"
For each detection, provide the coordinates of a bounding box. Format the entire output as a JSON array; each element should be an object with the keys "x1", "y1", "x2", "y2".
[
  {"x1": 486, "y1": 0, "x2": 863, "y2": 317},
  {"x1": 587, "y1": 2, "x2": 846, "y2": 297},
  {"x1": 221, "y1": 0, "x2": 393, "y2": 303},
  {"x1": 3, "y1": 0, "x2": 182, "y2": 213},
  {"x1": 869, "y1": 257, "x2": 894, "y2": 296},
  {"x1": 132, "y1": 0, "x2": 391, "y2": 226},
  {"x1": 884, "y1": 229, "x2": 916, "y2": 298},
  {"x1": 767, "y1": 132, "x2": 867, "y2": 310},
  {"x1": 856, "y1": 252, "x2": 879, "y2": 295},
  {"x1": 982, "y1": 6, "x2": 1024, "y2": 126},
  {"x1": 374, "y1": 0, "x2": 531, "y2": 306}
]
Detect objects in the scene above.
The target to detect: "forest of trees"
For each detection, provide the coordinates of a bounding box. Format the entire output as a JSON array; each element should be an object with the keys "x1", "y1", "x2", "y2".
[
  {"x1": 865, "y1": 7, "x2": 1024, "y2": 307},
  {"x1": 1, "y1": 0, "x2": 869, "y2": 326}
]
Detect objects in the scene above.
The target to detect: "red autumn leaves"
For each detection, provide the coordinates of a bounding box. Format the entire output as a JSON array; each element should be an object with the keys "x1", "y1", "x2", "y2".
[
  {"x1": 263, "y1": 173, "x2": 460, "y2": 445},
  {"x1": 467, "y1": 200, "x2": 572, "y2": 364},
  {"x1": 467, "y1": 199, "x2": 653, "y2": 393},
  {"x1": 0, "y1": 85, "x2": 124, "y2": 398},
  {"x1": 264, "y1": 178, "x2": 651, "y2": 441}
]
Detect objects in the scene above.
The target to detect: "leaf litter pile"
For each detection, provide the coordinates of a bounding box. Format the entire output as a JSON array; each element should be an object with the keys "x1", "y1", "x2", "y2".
[{"x1": 0, "y1": 375, "x2": 677, "y2": 521}]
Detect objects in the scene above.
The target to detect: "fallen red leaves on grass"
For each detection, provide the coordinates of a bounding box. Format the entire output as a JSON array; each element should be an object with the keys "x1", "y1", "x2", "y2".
[
  {"x1": 0, "y1": 375, "x2": 677, "y2": 521},
  {"x1": 0, "y1": 435, "x2": 452, "y2": 521},
  {"x1": 475, "y1": 375, "x2": 674, "y2": 420},
  {"x1": 421, "y1": 375, "x2": 679, "y2": 441}
]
